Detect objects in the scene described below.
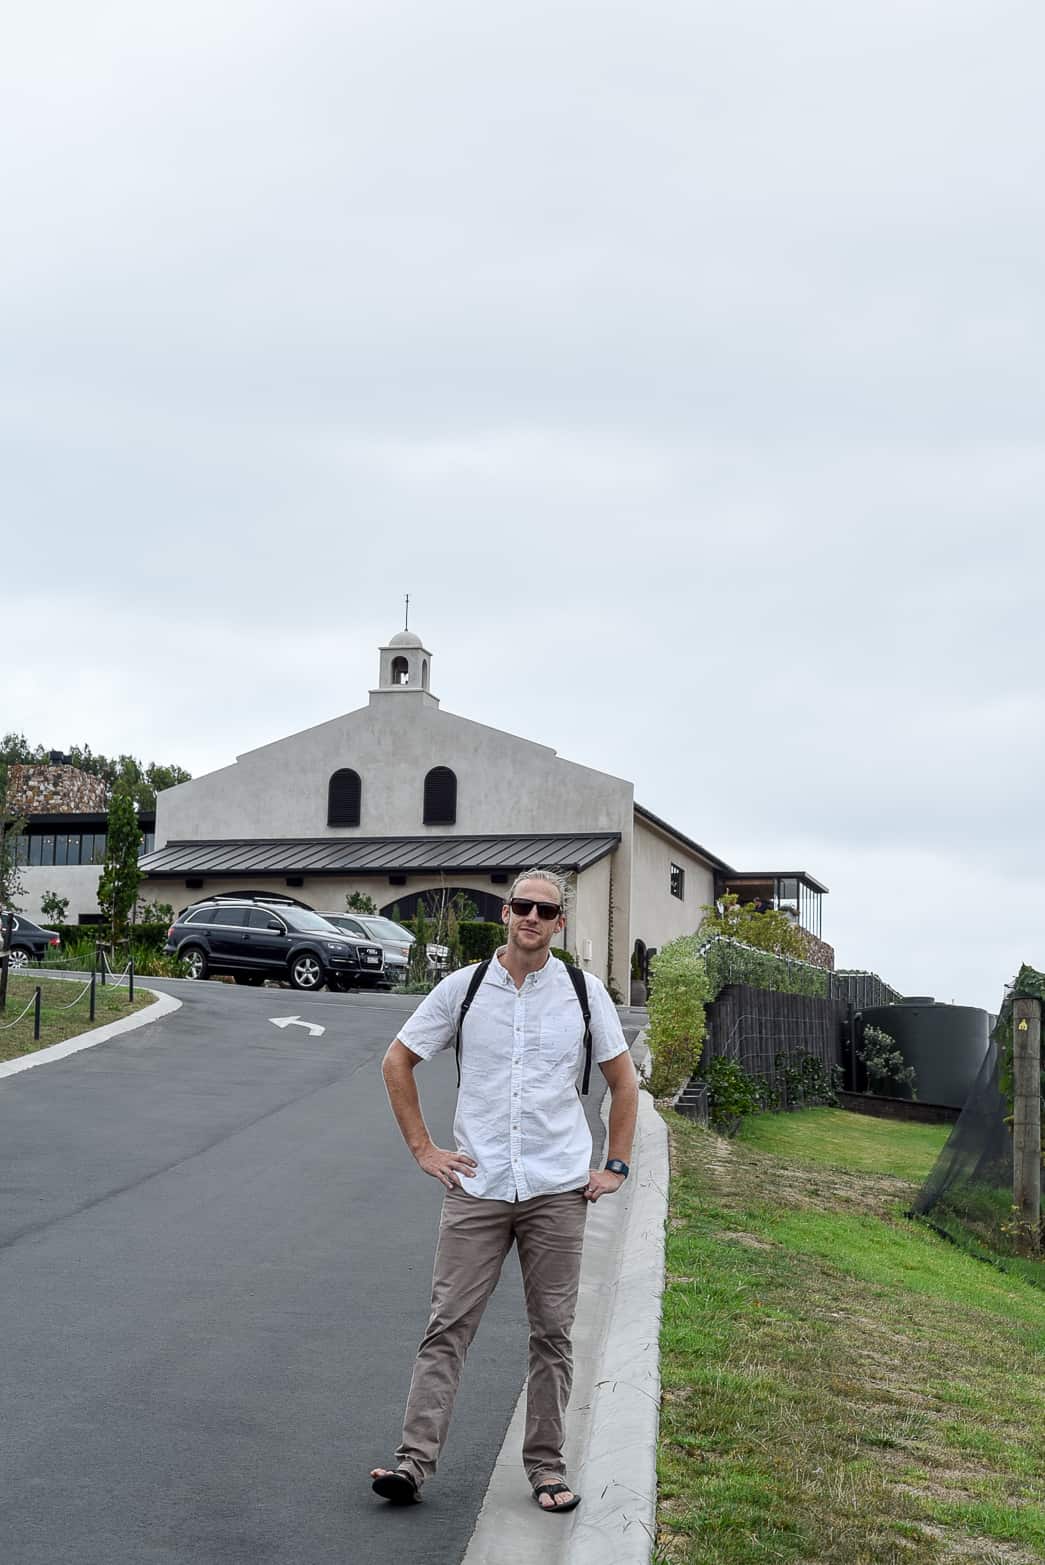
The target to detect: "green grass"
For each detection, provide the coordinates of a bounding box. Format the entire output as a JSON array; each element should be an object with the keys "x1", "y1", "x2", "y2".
[
  {"x1": 737, "y1": 1106, "x2": 949, "y2": 1182},
  {"x1": 657, "y1": 1109, "x2": 1045, "y2": 1564},
  {"x1": 0, "y1": 973, "x2": 150, "y2": 1061}
]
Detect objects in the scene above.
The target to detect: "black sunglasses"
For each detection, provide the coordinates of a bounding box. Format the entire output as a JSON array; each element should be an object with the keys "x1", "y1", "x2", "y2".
[{"x1": 508, "y1": 898, "x2": 562, "y2": 921}]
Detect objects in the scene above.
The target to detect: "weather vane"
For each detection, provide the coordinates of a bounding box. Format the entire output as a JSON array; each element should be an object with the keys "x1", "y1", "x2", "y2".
[{"x1": 404, "y1": 593, "x2": 410, "y2": 631}]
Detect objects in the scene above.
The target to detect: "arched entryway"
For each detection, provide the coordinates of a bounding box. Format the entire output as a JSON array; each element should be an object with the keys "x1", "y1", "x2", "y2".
[{"x1": 381, "y1": 886, "x2": 507, "y2": 924}]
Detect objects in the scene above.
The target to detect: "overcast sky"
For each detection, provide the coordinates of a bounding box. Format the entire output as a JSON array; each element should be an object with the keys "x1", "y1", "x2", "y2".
[{"x1": 4, "y1": 1, "x2": 1042, "y2": 1010}]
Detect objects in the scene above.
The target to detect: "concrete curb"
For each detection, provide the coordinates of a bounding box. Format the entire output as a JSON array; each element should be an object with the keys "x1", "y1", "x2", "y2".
[
  {"x1": 568, "y1": 1065, "x2": 666, "y2": 1564},
  {"x1": 462, "y1": 1034, "x2": 667, "y2": 1565},
  {"x1": 0, "y1": 986, "x2": 182, "y2": 1080}
]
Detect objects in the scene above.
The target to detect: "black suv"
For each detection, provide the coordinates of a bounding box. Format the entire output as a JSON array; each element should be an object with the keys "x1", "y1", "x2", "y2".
[{"x1": 164, "y1": 895, "x2": 384, "y2": 991}]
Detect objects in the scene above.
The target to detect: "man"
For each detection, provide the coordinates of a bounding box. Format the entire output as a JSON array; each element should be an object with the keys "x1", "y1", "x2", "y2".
[{"x1": 370, "y1": 869, "x2": 638, "y2": 1514}]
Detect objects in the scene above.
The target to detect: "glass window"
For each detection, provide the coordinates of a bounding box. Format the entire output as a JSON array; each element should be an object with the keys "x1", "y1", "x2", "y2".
[
  {"x1": 90, "y1": 835, "x2": 107, "y2": 865},
  {"x1": 29, "y1": 836, "x2": 43, "y2": 865},
  {"x1": 247, "y1": 908, "x2": 282, "y2": 929},
  {"x1": 39, "y1": 834, "x2": 56, "y2": 865},
  {"x1": 141, "y1": 833, "x2": 155, "y2": 855},
  {"x1": 186, "y1": 907, "x2": 217, "y2": 925},
  {"x1": 65, "y1": 834, "x2": 81, "y2": 865},
  {"x1": 15, "y1": 834, "x2": 29, "y2": 865},
  {"x1": 54, "y1": 835, "x2": 69, "y2": 866},
  {"x1": 670, "y1": 863, "x2": 685, "y2": 900},
  {"x1": 214, "y1": 906, "x2": 249, "y2": 926}
]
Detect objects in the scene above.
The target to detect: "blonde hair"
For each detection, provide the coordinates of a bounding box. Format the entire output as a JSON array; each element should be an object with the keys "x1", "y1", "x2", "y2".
[{"x1": 508, "y1": 867, "x2": 569, "y2": 912}]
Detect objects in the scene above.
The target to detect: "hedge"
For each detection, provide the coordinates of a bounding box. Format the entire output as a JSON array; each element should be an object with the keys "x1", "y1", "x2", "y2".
[{"x1": 46, "y1": 920, "x2": 171, "y2": 951}]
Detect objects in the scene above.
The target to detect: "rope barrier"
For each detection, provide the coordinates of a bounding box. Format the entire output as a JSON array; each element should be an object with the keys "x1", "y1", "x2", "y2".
[
  {"x1": 0, "y1": 989, "x2": 41, "y2": 1031},
  {"x1": 51, "y1": 976, "x2": 95, "y2": 1011}
]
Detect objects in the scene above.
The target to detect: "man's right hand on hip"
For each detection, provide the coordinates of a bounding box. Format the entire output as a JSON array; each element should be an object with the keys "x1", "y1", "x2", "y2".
[{"x1": 416, "y1": 1143, "x2": 478, "y2": 1189}]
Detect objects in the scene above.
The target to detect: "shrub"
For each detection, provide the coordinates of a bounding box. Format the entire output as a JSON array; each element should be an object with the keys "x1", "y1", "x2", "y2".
[
  {"x1": 701, "y1": 936, "x2": 828, "y2": 999},
  {"x1": 551, "y1": 946, "x2": 574, "y2": 965},
  {"x1": 646, "y1": 936, "x2": 710, "y2": 1098},
  {"x1": 705, "y1": 1056, "x2": 770, "y2": 1134},
  {"x1": 859, "y1": 1025, "x2": 917, "y2": 1097},
  {"x1": 458, "y1": 921, "x2": 504, "y2": 963}
]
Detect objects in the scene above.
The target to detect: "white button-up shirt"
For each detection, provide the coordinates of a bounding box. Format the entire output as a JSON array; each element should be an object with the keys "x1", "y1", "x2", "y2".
[{"x1": 397, "y1": 953, "x2": 629, "y2": 1202}]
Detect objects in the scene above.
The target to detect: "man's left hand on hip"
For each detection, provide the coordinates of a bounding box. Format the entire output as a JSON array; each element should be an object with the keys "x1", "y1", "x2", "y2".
[{"x1": 582, "y1": 1169, "x2": 625, "y2": 1202}]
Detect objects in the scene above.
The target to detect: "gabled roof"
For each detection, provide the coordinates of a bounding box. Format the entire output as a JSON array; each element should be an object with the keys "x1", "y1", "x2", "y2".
[
  {"x1": 138, "y1": 832, "x2": 621, "y2": 877},
  {"x1": 633, "y1": 803, "x2": 735, "y2": 874}
]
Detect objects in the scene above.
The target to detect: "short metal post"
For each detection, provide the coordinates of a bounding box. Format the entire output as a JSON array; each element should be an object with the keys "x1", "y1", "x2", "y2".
[
  {"x1": 97, "y1": 944, "x2": 106, "y2": 986},
  {"x1": 33, "y1": 985, "x2": 41, "y2": 1041},
  {"x1": 129, "y1": 959, "x2": 134, "y2": 1002},
  {"x1": 90, "y1": 967, "x2": 96, "y2": 1022}
]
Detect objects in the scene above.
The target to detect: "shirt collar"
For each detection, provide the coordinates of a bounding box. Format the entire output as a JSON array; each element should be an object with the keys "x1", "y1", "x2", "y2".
[{"x1": 493, "y1": 948, "x2": 555, "y2": 988}]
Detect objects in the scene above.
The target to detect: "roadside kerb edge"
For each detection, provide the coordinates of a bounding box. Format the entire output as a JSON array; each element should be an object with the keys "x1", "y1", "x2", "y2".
[{"x1": 0, "y1": 986, "x2": 182, "y2": 1080}]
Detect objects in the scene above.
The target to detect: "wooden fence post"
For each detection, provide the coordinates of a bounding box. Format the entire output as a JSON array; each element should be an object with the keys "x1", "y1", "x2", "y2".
[{"x1": 1013, "y1": 995, "x2": 1042, "y2": 1249}]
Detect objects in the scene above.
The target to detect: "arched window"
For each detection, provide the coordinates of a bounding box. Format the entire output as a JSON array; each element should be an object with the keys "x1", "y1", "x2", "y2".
[
  {"x1": 421, "y1": 658, "x2": 429, "y2": 689},
  {"x1": 423, "y1": 766, "x2": 457, "y2": 825},
  {"x1": 391, "y1": 656, "x2": 409, "y2": 685},
  {"x1": 328, "y1": 768, "x2": 361, "y2": 827}
]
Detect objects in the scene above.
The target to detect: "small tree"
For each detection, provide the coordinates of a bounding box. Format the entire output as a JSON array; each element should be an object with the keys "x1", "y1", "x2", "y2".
[
  {"x1": 40, "y1": 890, "x2": 70, "y2": 925},
  {"x1": 410, "y1": 903, "x2": 431, "y2": 983},
  {"x1": 346, "y1": 891, "x2": 378, "y2": 914},
  {"x1": 859, "y1": 1025, "x2": 917, "y2": 1097},
  {"x1": 96, "y1": 785, "x2": 142, "y2": 945}
]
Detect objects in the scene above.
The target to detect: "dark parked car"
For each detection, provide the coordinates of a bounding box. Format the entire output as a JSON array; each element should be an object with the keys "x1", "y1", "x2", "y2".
[
  {"x1": 164, "y1": 895, "x2": 384, "y2": 992},
  {"x1": 1, "y1": 913, "x2": 61, "y2": 968}
]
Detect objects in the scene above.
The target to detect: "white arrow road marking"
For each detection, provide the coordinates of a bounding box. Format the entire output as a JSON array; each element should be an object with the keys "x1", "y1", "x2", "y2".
[{"x1": 270, "y1": 1016, "x2": 326, "y2": 1038}]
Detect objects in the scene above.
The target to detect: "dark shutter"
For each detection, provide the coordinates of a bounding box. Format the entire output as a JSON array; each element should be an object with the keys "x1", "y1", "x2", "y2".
[
  {"x1": 328, "y1": 769, "x2": 362, "y2": 827},
  {"x1": 423, "y1": 766, "x2": 457, "y2": 825}
]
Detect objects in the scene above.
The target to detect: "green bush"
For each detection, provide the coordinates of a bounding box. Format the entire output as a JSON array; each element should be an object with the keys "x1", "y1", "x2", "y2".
[
  {"x1": 551, "y1": 946, "x2": 574, "y2": 965},
  {"x1": 859, "y1": 1025, "x2": 917, "y2": 1097},
  {"x1": 458, "y1": 921, "x2": 504, "y2": 963},
  {"x1": 45, "y1": 920, "x2": 170, "y2": 952},
  {"x1": 646, "y1": 936, "x2": 710, "y2": 1098},
  {"x1": 705, "y1": 1056, "x2": 770, "y2": 1133},
  {"x1": 702, "y1": 936, "x2": 828, "y2": 999}
]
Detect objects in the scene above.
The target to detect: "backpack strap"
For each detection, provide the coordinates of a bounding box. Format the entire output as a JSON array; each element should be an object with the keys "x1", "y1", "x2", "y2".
[
  {"x1": 455, "y1": 959, "x2": 491, "y2": 1087},
  {"x1": 565, "y1": 964, "x2": 593, "y2": 1094}
]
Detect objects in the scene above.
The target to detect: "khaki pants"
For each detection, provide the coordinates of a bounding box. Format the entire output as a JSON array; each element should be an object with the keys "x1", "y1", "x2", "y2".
[{"x1": 395, "y1": 1184, "x2": 588, "y2": 1491}]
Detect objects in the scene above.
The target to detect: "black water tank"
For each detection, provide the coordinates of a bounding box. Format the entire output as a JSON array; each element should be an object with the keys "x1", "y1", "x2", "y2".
[{"x1": 859, "y1": 999, "x2": 990, "y2": 1109}]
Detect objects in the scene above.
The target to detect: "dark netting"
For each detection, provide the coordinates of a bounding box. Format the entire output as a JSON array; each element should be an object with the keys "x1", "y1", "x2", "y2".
[{"x1": 911, "y1": 970, "x2": 1045, "y2": 1290}]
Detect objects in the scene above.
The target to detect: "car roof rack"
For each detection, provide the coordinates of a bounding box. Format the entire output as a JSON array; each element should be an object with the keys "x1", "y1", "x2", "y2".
[{"x1": 185, "y1": 891, "x2": 315, "y2": 910}]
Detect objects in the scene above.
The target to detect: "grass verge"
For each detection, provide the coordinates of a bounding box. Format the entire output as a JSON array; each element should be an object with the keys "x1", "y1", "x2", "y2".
[
  {"x1": 657, "y1": 1107, "x2": 1045, "y2": 1564},
  {"x1": 0, "y1": 973, "x2": 151, "y2": 1062}
]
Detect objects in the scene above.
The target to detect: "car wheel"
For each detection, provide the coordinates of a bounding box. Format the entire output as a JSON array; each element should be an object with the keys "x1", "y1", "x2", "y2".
[
  {"x1": 289, "y1": 952, "x2": 325, "y2": 991},
  {"x1": 8, "y1": 946, "x2": 31, "y2": 970},
  {"x1": 182, "y1": 946, "x2": 208, "y2": 981},
  {"x1": 233, "y1": 974, "x2": 265, "y2": 986}
]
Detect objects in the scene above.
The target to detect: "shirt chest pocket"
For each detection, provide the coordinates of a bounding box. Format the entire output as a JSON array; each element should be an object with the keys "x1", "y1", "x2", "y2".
[{"x1": 539, "y1": 1018, "x2": 581, "y2": 1075}]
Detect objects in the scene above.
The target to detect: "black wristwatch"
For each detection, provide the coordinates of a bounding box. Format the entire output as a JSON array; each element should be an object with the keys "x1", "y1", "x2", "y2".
[{"x1": 605, "y1": 1159, "x2": 630, "y2": 1179}]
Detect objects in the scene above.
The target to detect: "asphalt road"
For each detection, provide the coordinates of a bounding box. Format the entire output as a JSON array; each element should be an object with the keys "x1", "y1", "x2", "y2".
[{"x1": 0, "y1": 978, "x2": 624, "y2": 1565}]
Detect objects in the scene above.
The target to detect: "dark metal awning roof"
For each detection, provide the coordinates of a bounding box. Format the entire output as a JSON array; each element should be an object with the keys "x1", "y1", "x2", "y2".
[{"x1": 138, "y1": 832, "x2": 621, "y2": 878}]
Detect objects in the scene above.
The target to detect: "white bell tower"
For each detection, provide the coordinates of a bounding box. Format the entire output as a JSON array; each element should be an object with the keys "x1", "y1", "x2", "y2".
[{"x1": 373, "y1": 601, "x2": 439, "y2": 707}]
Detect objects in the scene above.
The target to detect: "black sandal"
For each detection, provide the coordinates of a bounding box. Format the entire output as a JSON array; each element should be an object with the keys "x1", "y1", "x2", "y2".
[
  {"x1": 371, "y1": 1469, "x2": 420, "y2": 1505},
  {"x1": 532, "y1": 1480, "x2": 581, "y2": 1513}
]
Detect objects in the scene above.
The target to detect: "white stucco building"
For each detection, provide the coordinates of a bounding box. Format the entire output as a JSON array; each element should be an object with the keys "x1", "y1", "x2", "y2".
[{"x1": 139, "y1": 629, "x2": 828, "y2": 993}]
